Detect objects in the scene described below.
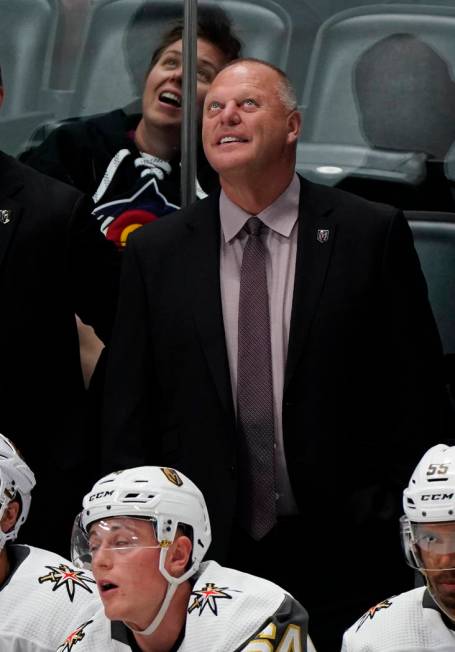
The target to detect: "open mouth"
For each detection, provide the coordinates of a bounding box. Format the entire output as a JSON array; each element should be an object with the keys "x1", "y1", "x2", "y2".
[
  {"x1": 218, "y1": 136, "x2": 248, "y2": 145},
  {"x1": 159, "y1": 91, "x2": 182, "y2": 108},
  {"x1": 99, "y1": 581, "x2": 118, "y2": 593}
]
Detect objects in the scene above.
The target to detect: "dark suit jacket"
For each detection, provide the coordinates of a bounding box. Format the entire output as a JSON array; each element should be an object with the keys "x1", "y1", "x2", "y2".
[
  {"x1": 0, "y1": 151, "x2": 119, "y2": 553},
  {"x1": 102, "y1": 176, "x2": 452, "y2": 571}
]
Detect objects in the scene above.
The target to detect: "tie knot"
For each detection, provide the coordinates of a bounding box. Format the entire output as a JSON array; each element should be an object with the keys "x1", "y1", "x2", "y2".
[{"x1": 244, "y1": 216, "x2": 263, "y2": 236}]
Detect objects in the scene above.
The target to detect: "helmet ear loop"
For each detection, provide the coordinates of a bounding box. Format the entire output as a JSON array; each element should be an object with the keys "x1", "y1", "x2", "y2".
[
  {"x1": 127, "y1": 531, "x2": 182, "y2": 637},
  {"x1": 158, "y1": 527, "x2": 197, "y2": 585}
]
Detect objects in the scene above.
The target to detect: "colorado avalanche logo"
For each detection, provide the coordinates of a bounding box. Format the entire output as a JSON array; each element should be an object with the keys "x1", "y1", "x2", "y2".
[
  {"x1": 38, "y1": 564, "x2": 96, "y2": 601},
  {"x1": 188, "y1": 583, "x2": 241, "y2": 616},
  {"x1": 93, "y1": 177, "x2": 178, "y2": 248},
  {"x1": 57, "y1": 620, "x2": 93, "y2": 651},
  {"x1": 356, "y1": 598, "x2": 394, "y2": 631}
]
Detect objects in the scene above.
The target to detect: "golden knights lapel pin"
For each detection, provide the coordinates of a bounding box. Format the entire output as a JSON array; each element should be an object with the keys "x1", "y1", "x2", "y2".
[
  {"x1": 317, "y1": 228, "x2": 330, "y2": 243},
  {"x1": 0, "y1": 209, "x2": 12, "y2": 224}
]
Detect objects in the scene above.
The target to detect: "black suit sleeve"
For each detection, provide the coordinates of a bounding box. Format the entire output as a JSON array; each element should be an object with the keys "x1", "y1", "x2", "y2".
[
  {"x1": 67, "y1": 193, "x2": 120, "y2": 344},
  {"x1": 101, "y1": 236, "x2": 155, "y2": 472},
  {"x1": 379, "y1": 210, "x2": 453, "y2": 452}
]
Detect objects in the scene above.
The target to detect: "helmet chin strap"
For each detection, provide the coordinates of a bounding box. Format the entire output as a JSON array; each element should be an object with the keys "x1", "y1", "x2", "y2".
[
  {"x1": 0, "y1": 530, "x2": 7, "y2": 553},
  {"x1": 423, "y1": 571, "x2": 455, "y2": 623},
  {"x1": 124, "y1": 544, "x2": 185, "y2": 638},
  {"x1": 126, "y1": 582, "x2": 178, "y2": 636}
]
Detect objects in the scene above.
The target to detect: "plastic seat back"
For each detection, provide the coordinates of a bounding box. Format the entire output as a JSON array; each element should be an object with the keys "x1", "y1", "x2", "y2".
[
  {"x1": 406, "y1": 212, "x2": 455, "y2": 358},
  {"x1": 298, "y1": 4, "x2": 455, "y2": 206},
  {"x1": 0, "y1": 0, "x2": 57, "y2": 117}
]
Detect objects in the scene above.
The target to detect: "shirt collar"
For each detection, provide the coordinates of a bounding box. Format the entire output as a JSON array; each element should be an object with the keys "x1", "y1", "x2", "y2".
[
  {"x1": 0, "y1": 544, "x2": 30, "y2": 591},
  {"x1": 220, "y1": 173, "x2": 300, "y2": 243}
]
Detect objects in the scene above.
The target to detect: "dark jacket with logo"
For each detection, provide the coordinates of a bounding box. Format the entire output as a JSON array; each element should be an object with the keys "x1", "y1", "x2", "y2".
[{"x1": 22, "y1": 109, "x2": 219, "y2": 247}]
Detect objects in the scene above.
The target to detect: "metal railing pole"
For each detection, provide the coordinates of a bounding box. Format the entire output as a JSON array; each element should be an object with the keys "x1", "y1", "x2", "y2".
[{"x1": 181, "y1": 0, "x2": 198, "y2": 208}]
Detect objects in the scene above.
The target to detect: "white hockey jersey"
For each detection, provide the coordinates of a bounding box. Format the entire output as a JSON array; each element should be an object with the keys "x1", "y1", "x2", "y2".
[
  {"x1": 341, "y1": 586, "x2": 455, "y2": 651},
  {"x1": 56, "y1": 560, "x2": 308, "y2": 651},
  {"x1": 0, "y1": 544, "x2": 100, "y2": 652}
]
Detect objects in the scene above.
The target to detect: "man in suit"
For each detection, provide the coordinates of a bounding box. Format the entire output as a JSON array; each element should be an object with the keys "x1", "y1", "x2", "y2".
[
  {"x1": 102, "y1": 59, "x2": 453, "y2": 650},
  {"x1": 0, "y1": 66, "x2": 119, "y2": 555}
]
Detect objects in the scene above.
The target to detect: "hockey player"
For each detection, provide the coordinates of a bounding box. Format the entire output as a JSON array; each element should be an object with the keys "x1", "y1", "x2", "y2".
[
  {"x1": 342, "y1": 443, "x2": 455, "y2": 651},
  {"x1": 0, "y1": 433, "x2": 100, "y2": 650},
  {"x1": 59, "y1": 466, "x2": 311, "y2": 651}
]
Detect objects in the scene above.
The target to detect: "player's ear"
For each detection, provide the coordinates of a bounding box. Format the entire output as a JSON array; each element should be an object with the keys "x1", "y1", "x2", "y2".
[{"x1": 166, "y1": 535, "x2": 193, "y2": 577}]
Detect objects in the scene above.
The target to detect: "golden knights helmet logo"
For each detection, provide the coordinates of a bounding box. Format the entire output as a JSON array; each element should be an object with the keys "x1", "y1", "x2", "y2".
[{"x1": 161, "y1": 467, "x2": 183, "y2": 487}]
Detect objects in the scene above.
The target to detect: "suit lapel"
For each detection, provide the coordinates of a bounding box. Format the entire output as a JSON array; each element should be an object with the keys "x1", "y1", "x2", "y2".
[
  {"x1": 285, "y1": 177, "x2": 337, "y2": 391},
  {"x1": 0, "y1": 152, "x2": 24, "y2": 271},
  {"x1": 182, "y1": 177, "x2": 338, "y2": 407},
  {"x1": 184, "y1": 193, "x2": 234, "y2": 417}
]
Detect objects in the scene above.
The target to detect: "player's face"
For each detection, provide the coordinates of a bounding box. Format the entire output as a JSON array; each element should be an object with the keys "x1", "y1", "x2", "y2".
[
  {"x1": 202, "y1": 61, "x2": 300, "y2": 181},
  {"x1": 415, "y1": 521, "x2": 455, "y2": 617},
  {"x1": 141, "y1": 38, "x2": 227, "y2": 133},
  {"x1": 89, "y1": 517, "x2": 167, "y2": 630},
  {"x1": 0, "y1": 499, "x2": 19, "y2": 534}
]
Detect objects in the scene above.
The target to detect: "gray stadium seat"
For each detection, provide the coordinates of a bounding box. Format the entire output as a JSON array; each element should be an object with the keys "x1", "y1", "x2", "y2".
[
  {"x1": 298, "y1": 4, "x2": 455, "y2": 200},
  {"x1": 0, "y1": 0, "x2": 57, "y2": 117},
  {"x1": 297, "y1": 143, "x2": 427, "y2": 187},
  {"x1": 0, "y1": 0, "x2": 58, "y2": 154},
  {"x1": 67, "y1": 0, "x2": 294, "y2": 117}
]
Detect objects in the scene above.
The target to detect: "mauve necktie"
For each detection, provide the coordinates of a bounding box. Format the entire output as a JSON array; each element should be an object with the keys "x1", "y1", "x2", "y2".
[{"x1": 237, "y1": 216, "x2": 277, "y2": 540}]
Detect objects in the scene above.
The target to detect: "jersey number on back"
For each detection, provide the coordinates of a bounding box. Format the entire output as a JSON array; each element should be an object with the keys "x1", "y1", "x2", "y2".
[{"x1": 242, "y1": 623, "x2": 302, "y2": 651}]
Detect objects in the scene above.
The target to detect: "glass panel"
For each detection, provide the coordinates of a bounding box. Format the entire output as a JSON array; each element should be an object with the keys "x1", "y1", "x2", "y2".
[
  {"x1": 1, "y1": 0, "x2": 455, "y2": 213},
  {"x1": 292, "y1": 1, "x2": 455, "y2": 212}
]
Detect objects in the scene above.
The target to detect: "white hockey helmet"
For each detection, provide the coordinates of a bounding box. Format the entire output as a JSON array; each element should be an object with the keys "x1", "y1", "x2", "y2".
[
  {"x1": 71, "y1": 466, "x2": 211, "y2": 636},
  {"x1": 401, "y1": 444, "x2": 455, "y2": 570},
  {"x1": 0, "y1": 434, "x2": 36, "y2": 549},
  {"x1": 73, "y1": 465, "x2": 211, "y2": 572}
]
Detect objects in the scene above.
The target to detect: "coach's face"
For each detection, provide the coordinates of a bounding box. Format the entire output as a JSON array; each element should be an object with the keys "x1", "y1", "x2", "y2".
[{"x1": 202, "y1": 61, "x2": 300, "y2": 182}]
